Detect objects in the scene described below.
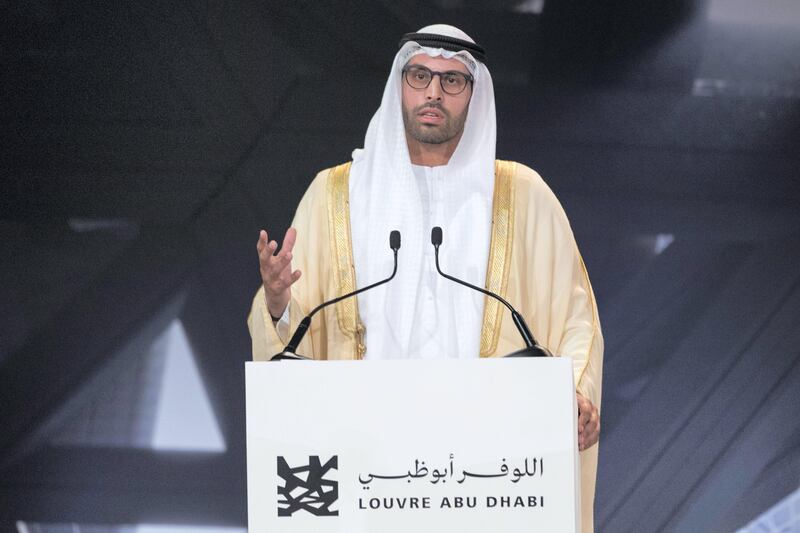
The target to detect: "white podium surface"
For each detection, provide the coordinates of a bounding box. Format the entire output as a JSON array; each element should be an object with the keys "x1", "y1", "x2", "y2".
[{"x1": 246, "y1": 357, "x2": 580, "y2": 533}]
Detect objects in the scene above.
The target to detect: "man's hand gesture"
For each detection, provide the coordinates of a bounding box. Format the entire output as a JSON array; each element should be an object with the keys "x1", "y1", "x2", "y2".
[
  {"x1": 257, "y1": 228, "x2": 302, "y2": 319},
  {"x1": 577, "y1": 393, "x2": 600, "y2": 452}
]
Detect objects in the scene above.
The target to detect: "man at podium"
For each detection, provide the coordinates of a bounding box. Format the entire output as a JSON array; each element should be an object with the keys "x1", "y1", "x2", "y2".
[{"x1": 248, "y1": 24, "x2": 603, "y2": 532}]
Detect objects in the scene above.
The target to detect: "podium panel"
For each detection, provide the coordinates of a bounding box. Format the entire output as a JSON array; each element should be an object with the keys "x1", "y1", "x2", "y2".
[{"x1": 246, "y1": 357, "x2": 580, "y2": 532}]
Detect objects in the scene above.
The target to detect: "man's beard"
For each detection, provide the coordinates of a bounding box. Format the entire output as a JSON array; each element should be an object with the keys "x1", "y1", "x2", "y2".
[{"x1": 402, "y1": 102, "x2": 468, "y2": 145}]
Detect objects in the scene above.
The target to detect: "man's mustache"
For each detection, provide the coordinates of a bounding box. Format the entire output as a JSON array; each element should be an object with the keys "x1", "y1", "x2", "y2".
[{"x1": 413, "y1": 103, "x2": 450, "y2": 118}]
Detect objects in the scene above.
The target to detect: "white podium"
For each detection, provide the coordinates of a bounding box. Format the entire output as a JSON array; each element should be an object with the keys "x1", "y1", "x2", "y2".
[{"x1": 246, "y1": 357, "x2": 581, "y2": 532}]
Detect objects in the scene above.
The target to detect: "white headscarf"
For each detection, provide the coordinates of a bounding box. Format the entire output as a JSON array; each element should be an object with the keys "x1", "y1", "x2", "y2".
[{"x1": 349, "y1": 24, "x2": 497, "y2": 359}]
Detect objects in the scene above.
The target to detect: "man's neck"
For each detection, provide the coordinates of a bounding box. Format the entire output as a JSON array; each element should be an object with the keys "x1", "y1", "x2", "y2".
[{"x1": 406, "y1": 131, "x2": 463, "y2": 166}]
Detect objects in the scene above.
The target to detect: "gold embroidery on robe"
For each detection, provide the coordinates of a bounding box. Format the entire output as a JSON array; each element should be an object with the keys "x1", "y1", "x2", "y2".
[
  {"x1": 480, "y1": 160, "x2": 515, "y2": 356},
  {"x1": 326, "y1": 161, "x2": 365, "y2": 358}
]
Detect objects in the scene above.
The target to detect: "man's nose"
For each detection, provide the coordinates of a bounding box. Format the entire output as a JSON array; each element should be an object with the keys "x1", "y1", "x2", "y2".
[{"x1": 425, "y1": 74, "x2": 443, "y2": 101}]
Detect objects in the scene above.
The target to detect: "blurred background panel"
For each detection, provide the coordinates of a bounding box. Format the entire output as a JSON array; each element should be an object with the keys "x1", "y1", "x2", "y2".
[{"x1": 1, "y1": 1, "x2": 798, "y2": 531}]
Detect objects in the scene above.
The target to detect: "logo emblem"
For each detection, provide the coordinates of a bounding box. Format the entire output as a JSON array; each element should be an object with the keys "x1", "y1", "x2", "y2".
[{"x1": 277, "y1": 455, "x2": 339, "y2": 517}]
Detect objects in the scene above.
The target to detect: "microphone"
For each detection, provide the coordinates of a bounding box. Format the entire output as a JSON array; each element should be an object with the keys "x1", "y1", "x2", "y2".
[
  {"x1": 272, "y1": 230, "x2": 401, "y2": 360},
  {"x1": 430, "y1": 226, "x2": 551, "y2": 358}
]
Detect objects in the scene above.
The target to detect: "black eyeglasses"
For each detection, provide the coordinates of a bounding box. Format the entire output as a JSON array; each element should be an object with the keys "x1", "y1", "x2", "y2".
[{"x1": 402, "y1": 65, "x2": 474, "y2": 95}]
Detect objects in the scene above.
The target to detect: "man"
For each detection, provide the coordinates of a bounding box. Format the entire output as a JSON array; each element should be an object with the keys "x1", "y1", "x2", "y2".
[{"x1": 248, "y1": 24, "x2": 603, "y2": 532}]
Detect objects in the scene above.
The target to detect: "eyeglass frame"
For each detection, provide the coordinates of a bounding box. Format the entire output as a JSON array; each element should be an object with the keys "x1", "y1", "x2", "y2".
[{"x1": 401, "y1": 65, "x2": 475, "y2": 95}]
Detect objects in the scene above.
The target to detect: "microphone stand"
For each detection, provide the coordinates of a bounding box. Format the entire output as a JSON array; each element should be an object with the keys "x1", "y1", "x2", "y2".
[
  {"x1": 271, "y1": 230, "x2": 401, "y2": 360},
  {"x1": 431, "y1": 226, "x2": 551, "y2": 358}
]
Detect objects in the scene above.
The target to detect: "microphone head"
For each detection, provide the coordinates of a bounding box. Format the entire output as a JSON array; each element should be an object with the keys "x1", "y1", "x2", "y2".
[
  {"x1": 390, "y1": 230, "x2": 401, "y2": 250},
  {"x1": 431, "y1": 226, "x2": 443, "y2": 246}
]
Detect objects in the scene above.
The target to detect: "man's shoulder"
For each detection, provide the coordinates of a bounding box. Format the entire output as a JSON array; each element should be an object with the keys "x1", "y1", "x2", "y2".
[
  {"x1": 301, "y1": 161, "x2": 352, "y2": 198},
  {"x1": 309, "y1": 161, "x2": 352, "y2": 182},
  {"x1": 498, "y1": 159, "x2": 538, "y2": 179},
  {"x1": 317, "y1": 160, "x2": 352, "y2": 176},
  {"x1": 497, "y1": 160, "x2": 552, "y2": 192},
  {"x1": 497, "y1": 159, "x2": 565, "y2": 213}
]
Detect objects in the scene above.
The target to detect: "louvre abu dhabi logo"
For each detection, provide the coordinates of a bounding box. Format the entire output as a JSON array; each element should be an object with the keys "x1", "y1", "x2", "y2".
[{"x1": 277, "y1": 455, "x2": 339, "y2": 517}]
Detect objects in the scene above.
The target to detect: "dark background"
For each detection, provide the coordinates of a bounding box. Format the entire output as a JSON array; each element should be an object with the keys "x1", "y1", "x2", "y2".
[{"x1": 1, "y1": 1, "x2": 799, "y2": 532}]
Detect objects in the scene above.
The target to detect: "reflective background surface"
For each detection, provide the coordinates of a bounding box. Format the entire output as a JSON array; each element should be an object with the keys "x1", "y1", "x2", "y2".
[{"x1": 1, "y1": 1, "x2": 799, "y2": 531}]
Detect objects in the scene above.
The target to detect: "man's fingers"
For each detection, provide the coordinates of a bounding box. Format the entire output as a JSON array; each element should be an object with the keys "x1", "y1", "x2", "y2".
[
  {"x1": 575, "y1": 392, "x2": 599, "y2": 452},
  {"x1": 258, "y1": 229, "x2": 298, "y2": 292},
  {"x1": 582, "y1": 426, "x2": 600, "y2": 451},
  {"x1": 578, "y1": 407, "x2": 591, "y2": 429},
  {"x1": 576, "y1": 394, "x2": 591, "y2": 430},
  {"x1": 263, "y1": 242, "x2": 285, "y2": 266},
  {"x1": 258, "y1": 240, "x2": 278, "y2": 271},
  {"x1": 258, "y1": 240, "x2": 277, "y2": 262},
  {"x1": 586, "y1": 411, "x2": 600, "y2": 434},
  {"x1": 267, "y1": 250, "x2": 293, "y2": 276},
  {"x1": 580, "y1": 407, "x2": 601, "y2": 451},
  {"x1": 282, "y1": 227, "x2": 298, "y2": 254},
  {"x1": 576, "y1": 393, "x2": 600, "y2": 451},
  {"x1": 258, "y1": 227, "x2": 297, "y2": 261},
  {"x1": 257, "y1": 230, "x2": 298, "y2": 318},
  {"x1": 281, "y1": 250, "x2": 293, "y2": 267},
  {"x1": 256, "y1": 230, "x2": 268, "y2": 253},
  {"x1": 265, "y1": 267, "x2": 301, "y2": 297}
]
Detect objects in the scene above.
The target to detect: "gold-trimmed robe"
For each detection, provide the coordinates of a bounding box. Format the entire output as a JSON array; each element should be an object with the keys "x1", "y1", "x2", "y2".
[{"x1": 248, "y1": 160, "x2": 603, "y2": 532}]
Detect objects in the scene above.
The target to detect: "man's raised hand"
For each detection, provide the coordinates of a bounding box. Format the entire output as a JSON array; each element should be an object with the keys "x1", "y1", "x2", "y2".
[{"x1": 257, "y1": 228, "x2": 302, "y2": 319}]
